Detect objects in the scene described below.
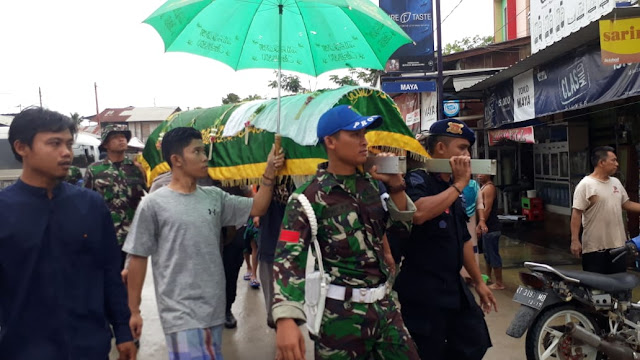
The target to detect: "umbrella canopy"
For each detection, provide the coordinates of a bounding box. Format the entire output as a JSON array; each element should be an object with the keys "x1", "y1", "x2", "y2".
[
  {"x1": 140, "y1": 86, "x2": 428, "y2": 185},
  {"x1": 144, "y1": 0, "x2": 413, "y2": 76}
]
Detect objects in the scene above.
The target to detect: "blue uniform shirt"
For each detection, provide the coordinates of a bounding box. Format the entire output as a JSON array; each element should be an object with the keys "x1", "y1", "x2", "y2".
[
  {"x1": 395, "y1": 169, "x2": 475, "y2": 311},
  {"x1": 0, "y1": 180, "x2": 132, "y2": 359}
]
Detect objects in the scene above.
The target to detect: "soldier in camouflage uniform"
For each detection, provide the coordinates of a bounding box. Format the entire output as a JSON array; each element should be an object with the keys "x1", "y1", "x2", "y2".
[
  {"x1": 272, "y1": 105, "x2": 420, "y2": 360},
  {"x1": 64, "y1": 165, "x2": 83, "y2": 185},
  {"x1": 84, "y1": 124, "x2": 146, "y2": 268}
]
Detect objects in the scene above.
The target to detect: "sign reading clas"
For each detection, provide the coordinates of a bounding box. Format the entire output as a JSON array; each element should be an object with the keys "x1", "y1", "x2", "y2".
[{"x1": 599, "y1": 17, "x2": 640, "y2": 65}]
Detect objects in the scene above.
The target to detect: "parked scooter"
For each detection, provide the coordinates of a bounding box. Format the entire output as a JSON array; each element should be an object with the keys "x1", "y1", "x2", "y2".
[{"x1": 507, "y1": 236, "x2": 640, "y2": 360}]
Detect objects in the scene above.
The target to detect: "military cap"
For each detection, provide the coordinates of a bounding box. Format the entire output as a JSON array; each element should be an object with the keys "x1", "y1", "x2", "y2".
[
  {"x1": 317, "y1": 105, "x2": 382, "y2": 142},
  {"x1": 100, "y1": 124, "x2": 131, "y2": 150},
  {"x1": 428, "y1": 118, "x2": 475, "y2": 146}
]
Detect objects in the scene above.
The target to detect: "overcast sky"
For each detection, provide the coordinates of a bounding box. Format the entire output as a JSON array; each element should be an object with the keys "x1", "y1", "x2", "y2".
[{"x1": 0, "y1": 0, "x2": 494, "y2": 117}]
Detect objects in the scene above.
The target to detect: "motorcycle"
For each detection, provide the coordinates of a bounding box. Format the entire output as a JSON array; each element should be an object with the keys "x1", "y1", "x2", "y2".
[{"x1": 506, "y1": 236, "x2": 640, "y2": 360}]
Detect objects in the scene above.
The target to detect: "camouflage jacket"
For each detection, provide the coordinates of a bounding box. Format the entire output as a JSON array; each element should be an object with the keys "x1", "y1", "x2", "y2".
[
  {"x1": 64, "y1": 166, "x2": 83, "y2": 186},
  {"x1": 271, "y1": 164, "x2": 416, "y2": 323},
  {"x1": 83, "y1": 158, "x2": 146, "y2": 245}
]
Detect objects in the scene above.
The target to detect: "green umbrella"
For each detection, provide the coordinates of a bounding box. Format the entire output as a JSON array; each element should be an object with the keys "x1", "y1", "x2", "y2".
[{"x1": 144, "y1": 0, "x2": 413, "y2": 134}]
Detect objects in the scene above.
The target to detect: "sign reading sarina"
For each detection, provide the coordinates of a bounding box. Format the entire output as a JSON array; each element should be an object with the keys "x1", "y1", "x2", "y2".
[{"x1": 600, "y1": 17, "x2": 640, "y2": 65}]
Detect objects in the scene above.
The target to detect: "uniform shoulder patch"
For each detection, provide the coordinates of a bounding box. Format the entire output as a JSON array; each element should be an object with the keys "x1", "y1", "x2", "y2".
[{"x1": 279, "y1": 229, "x2": 300, "y2": 243}]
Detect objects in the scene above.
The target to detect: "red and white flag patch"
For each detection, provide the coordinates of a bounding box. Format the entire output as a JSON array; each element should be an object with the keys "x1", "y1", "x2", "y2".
[{"x1": 279, "y1": 229, "x2": 300, "y2": 243}]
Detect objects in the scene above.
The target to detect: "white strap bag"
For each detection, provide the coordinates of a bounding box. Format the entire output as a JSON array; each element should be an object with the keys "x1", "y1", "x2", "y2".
[{"x1": 290, "y1": 193, "x2": 331, "y2": 336}]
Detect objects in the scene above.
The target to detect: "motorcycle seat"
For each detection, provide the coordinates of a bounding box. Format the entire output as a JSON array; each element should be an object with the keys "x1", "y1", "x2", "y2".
[{"x1": 556, "y1": 269, "x2": 640, "y2": 292}]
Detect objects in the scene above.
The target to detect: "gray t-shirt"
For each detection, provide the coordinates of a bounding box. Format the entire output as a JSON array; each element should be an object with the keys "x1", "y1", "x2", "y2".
[{"x1": 123, "y1": 185, "x2": 253, "y2": 334}]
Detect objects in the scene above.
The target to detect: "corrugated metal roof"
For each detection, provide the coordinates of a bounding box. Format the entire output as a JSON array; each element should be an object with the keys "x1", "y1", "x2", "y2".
[{"x1": 124, "y1": 107, "x2": 181, "y2": 123}]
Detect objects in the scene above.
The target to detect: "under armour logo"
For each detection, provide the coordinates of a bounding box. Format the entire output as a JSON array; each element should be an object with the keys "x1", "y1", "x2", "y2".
[{"x1": 208, "y1": 209, "x2": 217, "y2": 215}]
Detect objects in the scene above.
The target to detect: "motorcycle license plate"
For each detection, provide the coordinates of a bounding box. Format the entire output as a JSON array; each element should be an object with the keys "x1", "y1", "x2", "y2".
[{"x1": 513, "y1": 286, "x2": 548, "y2": 310}]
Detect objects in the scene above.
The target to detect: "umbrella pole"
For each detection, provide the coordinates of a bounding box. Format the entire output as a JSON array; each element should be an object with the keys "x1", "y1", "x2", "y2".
[{"x1": 275, "y1": 4, "x2": 283, "y2": 156}]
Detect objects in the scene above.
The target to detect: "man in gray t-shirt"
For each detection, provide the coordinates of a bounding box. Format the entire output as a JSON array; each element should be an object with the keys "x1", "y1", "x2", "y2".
[{"x1": 123, "y1": 127, "x2": 284, "y2": 359}]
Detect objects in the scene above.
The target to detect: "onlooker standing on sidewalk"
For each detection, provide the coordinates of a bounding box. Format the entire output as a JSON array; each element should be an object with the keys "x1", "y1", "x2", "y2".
[
  {"x1": 395, "y1": 119, "x2": 496, "y2": 360},
  {"x1": 124, "y1": 127, "x2": 283, "y2": 359},
  {"x1": 571, "y1": 146, "x2": 640, "y2": 273},
  {"x1": 460, "y1": 178, "x2": 485, "y2": 283},
  {"x1": 477, "y1": 174, "x2": 504, "y2": 290},
  {"x1": 84, "y1": 124, "x2": 147, "y2": 269},
  {"x1": 0, "y1": 108, "x2": 136, "y2": 359}
]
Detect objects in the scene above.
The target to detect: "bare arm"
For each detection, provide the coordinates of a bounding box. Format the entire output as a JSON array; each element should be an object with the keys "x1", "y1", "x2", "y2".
[
  {"x1": 414, "y1": 156, "x2": 470, "y2": 225},
  {"x1": 570, "y1": 208, "x2": 583, "y2": 257},
  {"x1": 622, "y1": 201, "x2": 640, "y2": 213},
  {"x1": 463, "y1": 241, "x2": 497, "y2": 313},
  {"x1": 127, "y1": 255, "x2": 148, "y2": 316},
  {"x1": 250, "y1": 146, "x2": 284, "y2": 217}
]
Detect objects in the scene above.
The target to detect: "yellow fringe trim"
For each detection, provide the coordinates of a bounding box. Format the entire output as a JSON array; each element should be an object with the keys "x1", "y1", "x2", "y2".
[{"x1": 366, "y1": 130, "x2": 429, "y2": 159}]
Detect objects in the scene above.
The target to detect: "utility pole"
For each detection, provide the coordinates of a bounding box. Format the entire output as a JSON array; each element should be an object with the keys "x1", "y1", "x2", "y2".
[
  {"x1": 39, "y1": 87, "x2": 42, "y2": 108},
  {"x1": 94, "y1": 82, "x2": 100, "y2": 126},
  {"x1": 435, "y1": 0, "x2": 444, "y2": 120}
]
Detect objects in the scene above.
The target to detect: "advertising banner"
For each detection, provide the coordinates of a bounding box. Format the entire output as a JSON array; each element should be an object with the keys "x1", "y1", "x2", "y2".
[
  {"x1": 484, "y1": 79, "x2": 514, "y2": 128},
  {"x1": 380, "y1": 0, "x2": 434, "y2": 72},
  {"x1": 534, "y1": 47, "x2": 640, "y2": 117},
  {"x1": 421, "y1": 91, "x2": 438, "y2": 132},
  {"x1": 530, "y1": 0, "x2": 615, "y2": 54},
  {"x1": 599, "y1": 17, "x2": 640, "y2": 65},
  {"x1": 488, "y1": 126, "x2": 535, "y2": 146},
  {"x1": 513, "y1": 69, "x2": 536, "y2": 122},
  {"x1": 394, "y1": 93, "x2": 421, "y2": 134}
]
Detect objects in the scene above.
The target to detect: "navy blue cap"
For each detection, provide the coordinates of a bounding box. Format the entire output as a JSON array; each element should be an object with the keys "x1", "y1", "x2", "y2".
[
  {"x1": 317, "y1": 105, "x2": 382, "y2": 142},
  {"x1": 428, "y1": 119, "x2": 475, "y2": 146}
]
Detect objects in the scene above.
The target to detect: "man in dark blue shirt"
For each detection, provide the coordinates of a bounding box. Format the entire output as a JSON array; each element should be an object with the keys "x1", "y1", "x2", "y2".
[
  {"x1": 0, "y1": 107, "x2": 136, "y2": 360},
  {"x1": 394, "y1": 119, "x2": 496, "y2": 360}
]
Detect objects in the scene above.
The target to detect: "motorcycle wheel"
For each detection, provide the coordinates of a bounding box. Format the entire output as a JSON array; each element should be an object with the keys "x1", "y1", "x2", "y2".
[{"x1": 525, "y1": 304, "x2": 603, "y2": 360}]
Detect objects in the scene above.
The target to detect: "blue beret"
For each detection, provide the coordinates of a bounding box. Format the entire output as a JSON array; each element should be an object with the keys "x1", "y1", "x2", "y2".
[{"x1": 428, "y1": 119, "x2": 475, "y2": 146}]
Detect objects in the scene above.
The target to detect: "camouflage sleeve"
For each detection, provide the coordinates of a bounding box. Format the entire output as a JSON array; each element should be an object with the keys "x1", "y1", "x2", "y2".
[
  {"x1": 385, "y1": 194, "x2": 416, "y2": 239},
  {"x1": 83, "y1": 167, "x2": 94, "y2": 190},
  {"x1": 271, "y1": 197, "x2": 312, "y2": 325}
]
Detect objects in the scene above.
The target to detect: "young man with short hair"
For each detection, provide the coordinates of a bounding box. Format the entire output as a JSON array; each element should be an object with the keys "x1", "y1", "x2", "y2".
[
  {"x1": 571, "y1": 146, "x2": 640, "y2": 273},
  {"x1": 124, "y1": 127, "x2": 284, "y2": 359},
  {"x1": 273, "y1": 105, "x2": 419, "y2": 360},
  {"x1": 0, "y1": 107, "x2": 136, "y2": 359}
]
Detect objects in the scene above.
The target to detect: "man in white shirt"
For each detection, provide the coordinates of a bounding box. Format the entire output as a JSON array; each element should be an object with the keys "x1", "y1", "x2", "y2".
[{"x1": 571, "y1": 146, "x2": 640, "y2": 274}]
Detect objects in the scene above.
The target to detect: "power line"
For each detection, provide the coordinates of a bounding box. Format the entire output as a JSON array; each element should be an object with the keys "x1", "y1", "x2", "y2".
[{"x1": 442, "y1": 0, "x2": 466, "y2": 24}]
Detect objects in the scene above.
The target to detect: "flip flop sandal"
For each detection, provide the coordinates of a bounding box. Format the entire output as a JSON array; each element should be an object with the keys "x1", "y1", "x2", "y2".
[
  {"x1": 250, "y1": 279, "x2": 261, "y2": 289},
  {"x1": 243, "y1": 272, "x2": 252, "y2": 281}
]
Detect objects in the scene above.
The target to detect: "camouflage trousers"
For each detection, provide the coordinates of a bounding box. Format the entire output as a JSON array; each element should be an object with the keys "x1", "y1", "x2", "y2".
[{"x1": 314, "y1": 294, "x2": 419, "y2": 360}]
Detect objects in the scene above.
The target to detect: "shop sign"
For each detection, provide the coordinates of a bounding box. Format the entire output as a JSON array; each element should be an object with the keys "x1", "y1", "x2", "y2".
[
  {"x1": 484, "y1": 79, "x2": 514, "y2": 128},
  {"x1": 530, "y1": 0, "x2": 615, "y2": 54},
  {"x1": 513, "y1": 69, "x2": 536, "y2": 122},
  {"x1": 380, "y1": 0, "x2": 435, "y2": 72},
  {"x1": 599, "y1": 17, "x2": 640, "y2": 65},
  {"x1": 382, "y1": 81, "x2": 436, "y2": 93},
  {"x1": 488, "y1": 126, "x2": 535, "y2": 146},
  {"x1": 394, "y1": 92, "x2": 421, "y2": 134},
  {"x1": 443, "y1": 100, "x2": 460, "y2": 117}
]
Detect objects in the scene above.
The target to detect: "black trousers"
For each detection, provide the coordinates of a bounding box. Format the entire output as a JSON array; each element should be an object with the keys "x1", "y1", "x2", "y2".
[
  {"x1": 223, "y1": 226, "x2": 246, "y2": 313},
  {"x1": 582, "y1": 249, "x2": 627, "y2": 274},
  {"x1": 403, "y1": 302, "x2": 491, "y2": 360}
]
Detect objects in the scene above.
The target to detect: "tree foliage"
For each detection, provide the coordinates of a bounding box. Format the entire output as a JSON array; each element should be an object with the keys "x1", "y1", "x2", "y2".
[
  {"x1": 221, "y1": 93, "x2": 241, "y2": 104},
  {"x1": 69, "y1": 112, "x2": 82, "y2": 126},
  {"x1": 268, "y1": 71, "x2": 308, "y2": 94},
  {"x1": 329, "y1": 68, "x2": 380, "y2": 87},
  {"x1": 443, "y1": 35, "x2": 494, "y2": 55}
]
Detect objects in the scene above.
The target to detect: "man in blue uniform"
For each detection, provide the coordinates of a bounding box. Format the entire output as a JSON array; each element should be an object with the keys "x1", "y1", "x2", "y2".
[
  {"x1": 394, "y1": 118, "x2": 497, "y2": 360},
  {"x1": 0, "y1": 107, "x2": 136, "y2": 359}
]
